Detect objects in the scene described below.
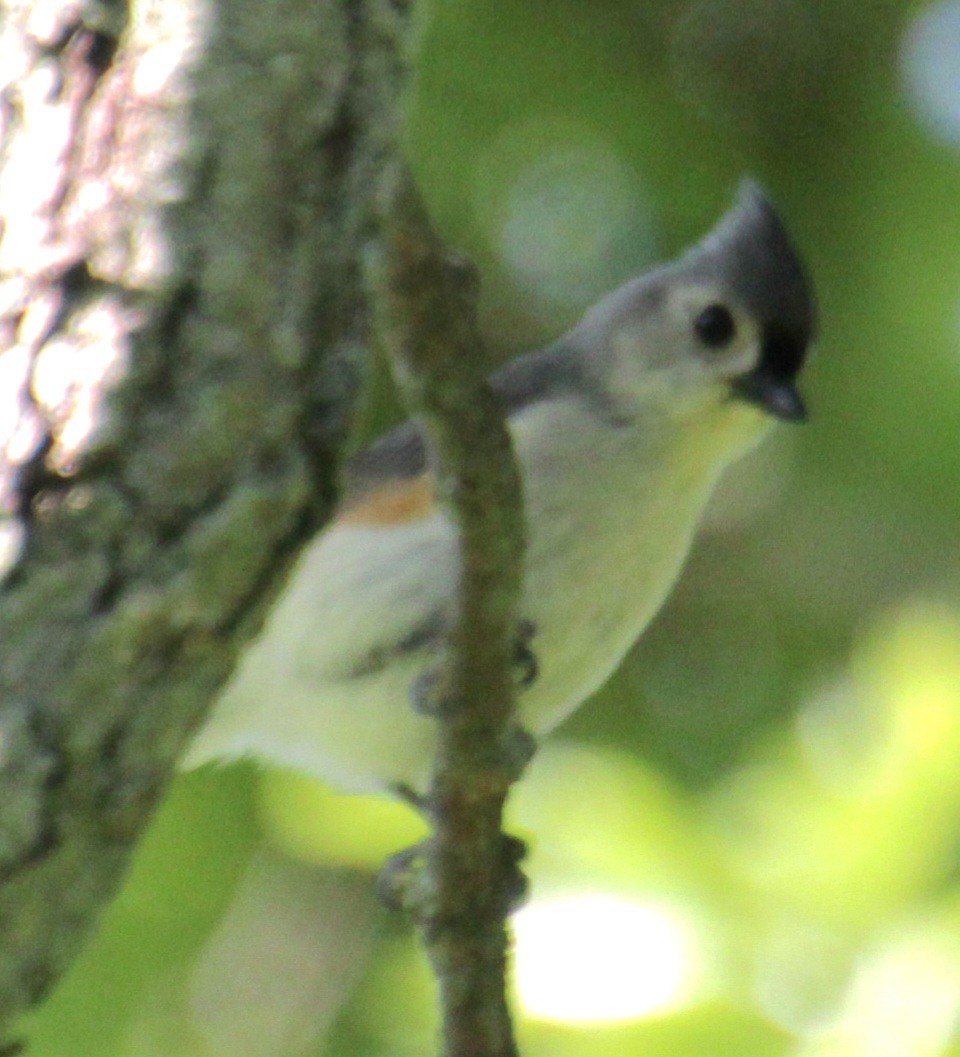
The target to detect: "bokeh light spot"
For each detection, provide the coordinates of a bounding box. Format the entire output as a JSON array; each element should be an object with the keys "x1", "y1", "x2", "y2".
[
  {"x1": 902, "y1": 0, "x2": 960, "y2": 148},
  {"x1": 475, "y1": 121, "x2": 656, "y2": 316},
  {"x1": 500, "y1": 147, "x2": 644, "y2": 303},
  {"x1": 800, "y1": 926, "x2": 960, "y2": 1057},
  {"x1": 513, "y1": 894, "x2": 698, "y2": 1024}
]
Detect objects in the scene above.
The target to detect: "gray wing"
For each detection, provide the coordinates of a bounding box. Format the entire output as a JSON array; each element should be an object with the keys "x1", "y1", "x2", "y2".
[{"x1": 343, "y1": 339, "x2": 587, "y2": 499}]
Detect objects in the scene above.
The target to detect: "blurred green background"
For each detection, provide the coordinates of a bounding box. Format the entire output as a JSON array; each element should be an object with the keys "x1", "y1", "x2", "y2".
[{"x1": 21, "y1": 0, "x2": 960, "y2": 1054}]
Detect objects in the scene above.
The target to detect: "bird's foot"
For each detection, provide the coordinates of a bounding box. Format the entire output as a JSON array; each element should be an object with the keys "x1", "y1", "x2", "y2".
[
  {"x1": 376, "y1": 833, "x2": 529, "y2": 916},
  {"x1": 409, "y1": 619, "x2": 537, "y2": 716},
  {"x1": 409, "y1": 664, "x2": 448, "y2": 716},
  {"x1": 501, "y1": 723, "x2": 537, "y2": 781},
  {"x1": 512, "y1": 618, "x2": 538, "y2": 688},
  {"x1": 497, "y1": 832, "x2": 530, "y2": 910},
  {"x1": 377, "y1": 841, "x2": 431, "y2": 913},
  {"x1": 390, "y1": 781, "x2": 428, "y2": 815}
]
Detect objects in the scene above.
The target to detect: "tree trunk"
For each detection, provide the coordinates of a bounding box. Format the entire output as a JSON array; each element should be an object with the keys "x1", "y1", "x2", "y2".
[{"x1": 0, "y1": 0, "x2": 407, "y2": 1026}]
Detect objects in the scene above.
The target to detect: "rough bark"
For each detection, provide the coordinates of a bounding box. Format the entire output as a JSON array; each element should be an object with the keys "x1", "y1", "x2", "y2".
[
  {"x1": 371, "y1": 169, "x2": 525, "y2": 1057},
  {"x1": 0, "y1": 0, "x2": 408, "y2": 1027}
]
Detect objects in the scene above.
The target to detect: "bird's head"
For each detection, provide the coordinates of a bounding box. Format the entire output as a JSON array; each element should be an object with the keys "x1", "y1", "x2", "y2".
[{"x1": 574, "y1": 182, "x2": 816, "y2": 437}]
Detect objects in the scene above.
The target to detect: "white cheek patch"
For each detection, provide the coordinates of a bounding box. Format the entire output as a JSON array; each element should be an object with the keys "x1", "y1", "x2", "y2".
[{"x1": 718, "y1": 337, "x2": 762, "y2": 379}]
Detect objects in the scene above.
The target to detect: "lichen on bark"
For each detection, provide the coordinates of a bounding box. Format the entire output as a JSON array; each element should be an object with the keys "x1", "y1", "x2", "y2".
[{"x1": 0, "y1": 0, "x2": 409, "y2": 1027}]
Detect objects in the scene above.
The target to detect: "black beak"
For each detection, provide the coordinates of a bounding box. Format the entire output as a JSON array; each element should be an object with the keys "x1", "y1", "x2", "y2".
[{"x1": 732, "y1": 369, "x2": 807, "y2": 423}]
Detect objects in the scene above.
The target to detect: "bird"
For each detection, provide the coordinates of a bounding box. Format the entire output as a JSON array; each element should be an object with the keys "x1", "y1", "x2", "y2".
[{"x1": 186, "y1": 181, "x2": 816, "y2": 796}]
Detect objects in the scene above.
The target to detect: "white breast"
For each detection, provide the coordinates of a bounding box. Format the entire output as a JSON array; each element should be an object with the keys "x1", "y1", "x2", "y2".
[
  {"x1": 508, "y1": 397, "x2": 758, "y2": 737},
  {"x1": 187, "y1": 395, "x2": 769, "y2": 793}
]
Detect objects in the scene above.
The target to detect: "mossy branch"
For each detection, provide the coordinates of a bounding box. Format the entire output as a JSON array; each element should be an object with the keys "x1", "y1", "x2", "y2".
[{"x1": 369, "y1": 165, "x2": 527, "y2": 1057}]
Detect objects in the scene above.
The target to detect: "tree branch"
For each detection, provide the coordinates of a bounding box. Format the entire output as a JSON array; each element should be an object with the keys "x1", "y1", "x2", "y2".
[{"x1": 370, "y1": 166, "x2": 527, "y2": 1057}]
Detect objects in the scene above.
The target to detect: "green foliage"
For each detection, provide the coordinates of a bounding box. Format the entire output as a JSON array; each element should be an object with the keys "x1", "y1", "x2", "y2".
[{"x1": 19, "y1": 768, "x2": 257, "y2": 1057}]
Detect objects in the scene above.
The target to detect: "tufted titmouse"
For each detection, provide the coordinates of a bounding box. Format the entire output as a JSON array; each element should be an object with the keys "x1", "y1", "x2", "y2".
[{"x1": 186, "y1": 183, "x2": 816, "y2": 795}]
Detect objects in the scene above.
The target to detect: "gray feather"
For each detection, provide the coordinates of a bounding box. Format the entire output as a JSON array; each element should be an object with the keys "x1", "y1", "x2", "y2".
[{"x1": 343, "y1": 340, "x2": 592, "y2": 498}]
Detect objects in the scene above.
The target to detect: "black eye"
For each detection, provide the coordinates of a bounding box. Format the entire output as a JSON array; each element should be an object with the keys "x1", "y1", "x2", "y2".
[{"x1": 694, "y1": 303, "x2": 736, "y2": 348}]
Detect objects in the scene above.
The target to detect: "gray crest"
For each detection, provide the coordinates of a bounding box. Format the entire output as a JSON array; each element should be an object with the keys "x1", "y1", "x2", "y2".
[{"x1": 681, "y1": 181, "x2": 816, "y2": 372}]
